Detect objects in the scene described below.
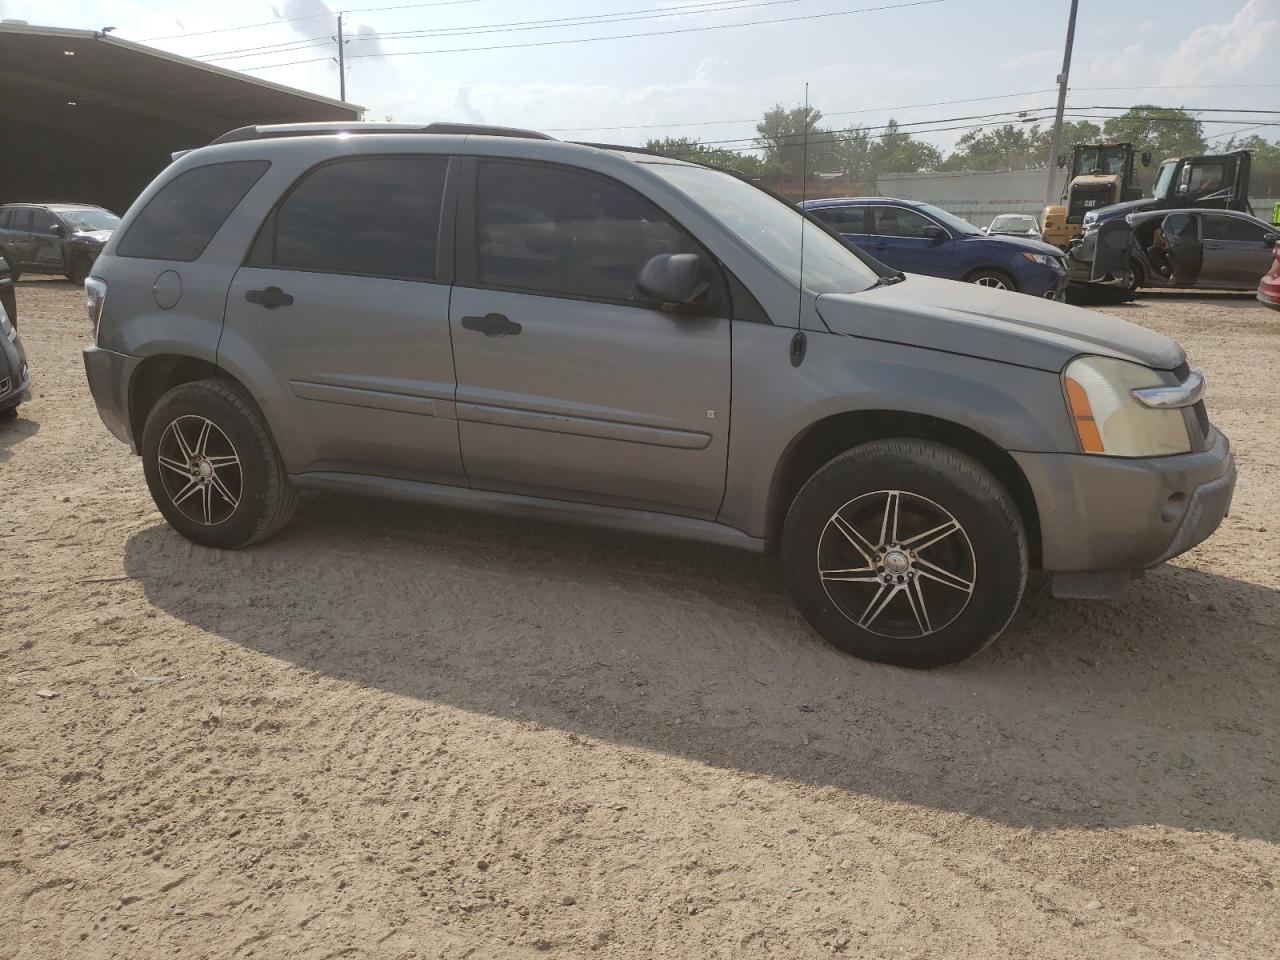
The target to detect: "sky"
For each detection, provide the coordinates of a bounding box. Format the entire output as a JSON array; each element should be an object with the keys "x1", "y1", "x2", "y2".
[{"x1": 5, "y1": 0, "x2": 1278, "y2": 154}]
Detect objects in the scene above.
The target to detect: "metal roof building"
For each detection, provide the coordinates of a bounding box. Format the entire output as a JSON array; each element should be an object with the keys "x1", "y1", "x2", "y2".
[{"x1": 0, "y1": 22, "x2": 362, "y2": 214}]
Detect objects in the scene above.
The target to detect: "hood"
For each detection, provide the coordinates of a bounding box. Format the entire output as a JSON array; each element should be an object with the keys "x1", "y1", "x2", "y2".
[
  {"x1": 816, "y1": 274, "x2": 1184, "y2": 373},
  {"x1": 71, "y1": 229, "x2": 113, "y2": 244},
  {"x1": 1087, "y1": 197, "x2": 1155, "y2": 226},
  {"x1": 975, "y1": 233, "x2": 1062, "y2": 257}
]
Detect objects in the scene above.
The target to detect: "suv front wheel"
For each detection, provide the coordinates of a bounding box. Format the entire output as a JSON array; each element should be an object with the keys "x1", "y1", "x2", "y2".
[
  {"x1": 141, "y1": 379, "x2": 296, "y2": 549},
  {"x1": 782, "y1": 439, "x2": 1027, "y2": 668}
]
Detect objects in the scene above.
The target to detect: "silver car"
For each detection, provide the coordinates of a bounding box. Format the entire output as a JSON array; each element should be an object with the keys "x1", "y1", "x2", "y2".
[
  {"x1": 82, "y1": 123, "x2": 1235, "y2": 668},
  {"x1": 1069, "y1": 208, "x2": 1279, "y2": 292},
  {"x1": 985, "y1": 214, "x2": 1041, "y2": 239}
]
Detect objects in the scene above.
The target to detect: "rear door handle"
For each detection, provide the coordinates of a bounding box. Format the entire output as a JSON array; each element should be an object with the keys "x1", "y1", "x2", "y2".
[
  {"x1": 245, "y1": 286, "x2": 294, "y2": 309},
  {"x1": 461, "y1": 312, "x2": 522, "y2": 337}
]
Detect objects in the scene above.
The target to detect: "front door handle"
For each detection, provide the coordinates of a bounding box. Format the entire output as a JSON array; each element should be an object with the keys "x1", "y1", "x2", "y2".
[
  {"x1": 245, "y1": 286, "x2": 294, "y2": 309},
  {"x1": 461, "y1": 312, "x2": 522, "y2": 337}
]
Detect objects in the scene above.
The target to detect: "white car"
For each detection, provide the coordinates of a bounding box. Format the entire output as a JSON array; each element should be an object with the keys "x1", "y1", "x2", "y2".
[{"x1": 985, "y1": 214, "x2": 1041, "y2": 239}]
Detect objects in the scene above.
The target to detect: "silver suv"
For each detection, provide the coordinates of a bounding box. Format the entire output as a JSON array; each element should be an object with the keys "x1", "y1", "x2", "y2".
[{"x1": 82, "y1": 123, "x2": 1236, "y2": 668}]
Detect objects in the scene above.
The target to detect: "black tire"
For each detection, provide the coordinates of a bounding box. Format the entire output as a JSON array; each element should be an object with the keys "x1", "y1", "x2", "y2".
[
  {"x1": 2, "y1": 255, "x2": 18, "y2": 283},
  {"x1": 966, "y1": 268, "x2": 1018, "y2": 292},
  {"x1": 0, "y1": 405, "x2": 17, "y2": 423},
  {"x1": 141, "y1": 379, "x2": 296, "y2": 549},
  {"x1": 67, "y1": 254, "x2": 92, "y2": 286},
  {"x1": 1126, "y1": 258, "x2": 1144, "y2": 294},
  {"x1": 782, "y1": 439, "x2": 1028, "y2": 668}
]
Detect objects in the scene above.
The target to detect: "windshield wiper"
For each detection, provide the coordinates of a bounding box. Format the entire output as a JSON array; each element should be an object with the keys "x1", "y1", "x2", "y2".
[{"x1": 872, "y1": 271, "x2": 906, "y2": 287}]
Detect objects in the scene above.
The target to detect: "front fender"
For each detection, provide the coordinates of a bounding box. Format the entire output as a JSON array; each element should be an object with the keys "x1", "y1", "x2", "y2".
[{"x1": 719, "y1": 323, "x2": 1075, "y2": 539}]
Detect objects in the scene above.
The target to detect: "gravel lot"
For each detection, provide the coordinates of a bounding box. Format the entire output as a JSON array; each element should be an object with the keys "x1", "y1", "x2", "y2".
[{"x1": 2, "y1": 278, "x2": 1277, "y2": 960}]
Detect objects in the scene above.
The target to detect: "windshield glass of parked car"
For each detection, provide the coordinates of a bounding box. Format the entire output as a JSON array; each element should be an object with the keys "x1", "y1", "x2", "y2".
[
  {"x1": 646, "y1": 163, "x2": 880, "y2": 294},
  {"x1": 990, "y1": 215, "x2": 1036, "y2": 232},
  {"x1": 55, "y1": 208, "x2": 120, "y2": 232},
  {"x1": 914, "y1": 203, "x2": 983, "y2": 236}
]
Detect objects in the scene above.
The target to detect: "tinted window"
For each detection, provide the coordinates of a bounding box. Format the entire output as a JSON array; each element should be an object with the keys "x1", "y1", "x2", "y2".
[
  {"x1": 8, "y1": 209, "x2": 32, "y2": 230},
  {"x1": 476, "y1": 161, "x2": 684, "y2": 302},
  {"x1": 1162, "y1": 213, "x2": 1197, "y2": 240},
  {"x1": 871, "y1": 206, "x2": 935, "y2": 238},
  {"x1": 117, "y1": 160, "x2": 269, "y2": 261},
  {"x1": 266, "y1": 157, "x2": 447, "y2": 280},
  {"x1": 30, "y1": 209, "x2": 58, "y2": 234},
  {"x1": 1201, "y1": 215, "x2": 1272, "y2": 243},
  {"x1": 0, "y1": 209, "x2": 10, "y2": 229},
  {"x1": 811, "y1": 206, "x2": 866, "y2": 234}
]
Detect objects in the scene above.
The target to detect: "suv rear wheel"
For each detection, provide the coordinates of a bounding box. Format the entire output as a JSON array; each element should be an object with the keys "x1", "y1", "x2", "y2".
[
  {"x1": 141, "y1": 379, "x2": 296, "y2": 548},
  {"x1": 781, "y1": 439, "x2": 1027, "y2": 668}
]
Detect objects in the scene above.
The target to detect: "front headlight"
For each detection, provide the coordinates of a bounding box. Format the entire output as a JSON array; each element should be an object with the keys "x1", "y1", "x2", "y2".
[
  {"x1": 1021, "y1": 252, "x2": 1058, "y2": 266},
  {"x1": 1063, "y1": 356, "x2": 1191, "y2": 456},
  {"x1": 0, "y1": 301, "x2": 14, "y2": 341}
]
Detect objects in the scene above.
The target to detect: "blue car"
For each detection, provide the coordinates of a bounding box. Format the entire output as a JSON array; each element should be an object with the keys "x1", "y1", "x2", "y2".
[{"x1": 801, "y1": 197, "x2": 1068, "y2": 300}]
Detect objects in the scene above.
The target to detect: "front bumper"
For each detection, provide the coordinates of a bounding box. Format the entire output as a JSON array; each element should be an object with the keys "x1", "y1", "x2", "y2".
[
  {"x1": 1012, "y1": 426, "x2": 1235, "y2": 574},
  {"x1": 83, "y1": 344, "x2": 142, "y2": 450}
]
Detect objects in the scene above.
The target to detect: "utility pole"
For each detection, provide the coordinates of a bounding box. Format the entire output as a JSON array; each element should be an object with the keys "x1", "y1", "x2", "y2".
[
  {"x1": 336, "y1": 11, "x2": 347, "y2": 102},
  {"x1": 1044, "y1": 0, "x2": 1079, "y2": 203}
]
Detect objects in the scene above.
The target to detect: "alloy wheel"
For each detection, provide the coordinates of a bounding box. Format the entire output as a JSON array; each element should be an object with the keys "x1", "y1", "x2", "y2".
[
  {"x1": 816, "y1": 490, "x2": 976, "y2": 639},
  {"x1": 156, "y1": 415, "x2": 242, "y2": 526},
  {"x1": 974, "y1": 275, "x2": 1008, "y2": 289}
]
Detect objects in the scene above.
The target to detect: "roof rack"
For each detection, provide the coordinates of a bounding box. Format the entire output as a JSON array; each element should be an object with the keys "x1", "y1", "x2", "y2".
[
  {"x1": 210, "y1": 122, "x2": 557, "y2": 146},
  {"x1": 571, "y1": 141, "x2": 667, "y2": 157}
]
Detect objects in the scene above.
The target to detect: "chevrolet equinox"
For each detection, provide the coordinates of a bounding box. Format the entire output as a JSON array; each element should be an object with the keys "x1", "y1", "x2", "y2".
[{"x1": 82, "y1": 123, "x2": 1236, "y2": 668}]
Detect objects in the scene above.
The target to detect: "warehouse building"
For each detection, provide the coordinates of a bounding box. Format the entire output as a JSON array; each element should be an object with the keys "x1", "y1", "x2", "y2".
[{"x1": 0, "y1": 22, "x2": 361, "y2": 214}]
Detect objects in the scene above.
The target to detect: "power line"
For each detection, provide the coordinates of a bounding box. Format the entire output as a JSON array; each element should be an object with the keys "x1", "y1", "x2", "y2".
[
  {"x1": 232, "y1": 0, "x2": 959, "y2": 70},
  {"x1": 543, "y1": 89, "x2": 1062, "y2": 133},
  {"x1": 198, "y1": 0, "x2": 804, "y2": 61},
  {"x1": 141, "y1": 0, "x2": 489, "y2": 42}
]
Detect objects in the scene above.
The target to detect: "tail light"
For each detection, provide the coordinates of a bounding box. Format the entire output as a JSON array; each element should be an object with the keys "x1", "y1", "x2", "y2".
[{"x1": 85, "y1": 277, "x2": 107, "y2": 341}]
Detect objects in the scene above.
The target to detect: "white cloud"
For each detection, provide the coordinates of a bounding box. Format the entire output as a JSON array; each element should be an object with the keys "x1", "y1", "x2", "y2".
[
  {"x1": 1003, "y1": 48, "x2": 1058, "y2": 72},
  {"x1": 1156, "y1": 0, "x2": 1278, "y2": 87}
]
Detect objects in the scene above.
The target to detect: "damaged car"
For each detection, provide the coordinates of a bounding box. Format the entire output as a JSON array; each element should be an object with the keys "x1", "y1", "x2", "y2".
[{"x1": 1067, "y1": 208, "x2": 1280, "y2": 294}]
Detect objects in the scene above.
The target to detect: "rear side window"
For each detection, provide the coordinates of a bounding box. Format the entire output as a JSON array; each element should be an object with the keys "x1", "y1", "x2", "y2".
[
  {"x1": 256, "y1": 157, "x2": 448, "y2": 281},
  {"x1": 811, "y1": 206, "x2": 866, "y2": 234},
  {"x1": 475, "y1": 160, "x2": 685, "y2": 302},
  {"x1": 117, "y1": 160, "x2": 269, "y2": 261},
  {"x1": 1201, "y1": 215, "x2": 1271, "y2": 243}
]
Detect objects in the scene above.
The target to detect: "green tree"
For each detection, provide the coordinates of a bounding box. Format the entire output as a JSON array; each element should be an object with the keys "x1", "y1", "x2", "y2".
[
  {"x1": 869, "y1": 119, "x2": 943, "y2": 175},
  {"x1": 1214, "y1": 133, "x2": 1280, "y2": 172},
  {"x1": 754, "y1": 103, "x2": 856, "y2": 176},
  {"x1": 1102, "y1": 105, "x2": 1206, "y2": 161},
  {"x1": 644, "y1": 136, "x2": 764, "y2": 174},
  {"x1": 1029, "y1": 120, "x2": 1103, "y2": 166}
]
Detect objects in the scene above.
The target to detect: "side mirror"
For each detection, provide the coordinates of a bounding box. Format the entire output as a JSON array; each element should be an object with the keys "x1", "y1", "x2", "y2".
[
  {"x1": 921, "y1": 224, "x2": 945, "y2": 245},
  {"x1": 50, "y1": 223, "x2": 66, "y2": 237},
  {"x1": 636, "y1": 253, "x2": 712, "y2": 311}
]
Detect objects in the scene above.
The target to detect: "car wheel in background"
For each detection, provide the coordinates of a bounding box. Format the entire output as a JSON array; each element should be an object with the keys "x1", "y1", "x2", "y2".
[
  {"x1": 1126, "y1": 259, "x2": 1144, "y2": 293},
  {"x1": 67, "y1": 254, "x2": 92, "y2": 286},
  {"x1": 141, "y1": 379, "x2": 296, "y2": 549},
  {"x1": 2, "y1": 254, "x2": 19, "y2": 283},
  {"x1": 966, "y1": 269, "x2": 1017, "y2": 292},
  {"x1": 781, "y1": 439, "x2": 1028, "y2": 669},
  {"x1": 0, "y1": 405, "x2": 17, "y2": 422}
]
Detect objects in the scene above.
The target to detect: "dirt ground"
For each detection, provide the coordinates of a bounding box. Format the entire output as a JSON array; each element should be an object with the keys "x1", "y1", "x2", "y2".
[{"x1": 2, "y1": 278, "x2": 1276, "y2": 960}]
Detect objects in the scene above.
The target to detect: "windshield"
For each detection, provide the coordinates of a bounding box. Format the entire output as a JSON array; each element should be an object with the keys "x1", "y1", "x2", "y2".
[
  {"x1": 914, "y1": 202, "x2": 983, "y2": 236},
  {"x1": 990, "y1": 215, "x2": 1037, "y2": 231},
  {"x1": 55, "y1": 207, "x2": 120, "y2": 232},
  {"x1": 645, "y1": 163, "x2": 880, "y2": 294},
  {"x1": 1152, "y1": 162, "x2": 1176, "y2": 200}
]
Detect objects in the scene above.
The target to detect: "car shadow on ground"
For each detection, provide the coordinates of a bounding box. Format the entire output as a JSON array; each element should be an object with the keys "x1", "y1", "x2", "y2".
[
  {"x1": 0, "y1": 413, "x2": 39, "y2": 463},
  {"x1": 122, "y1": 492, "x2": 1279, "y2": 842}
]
